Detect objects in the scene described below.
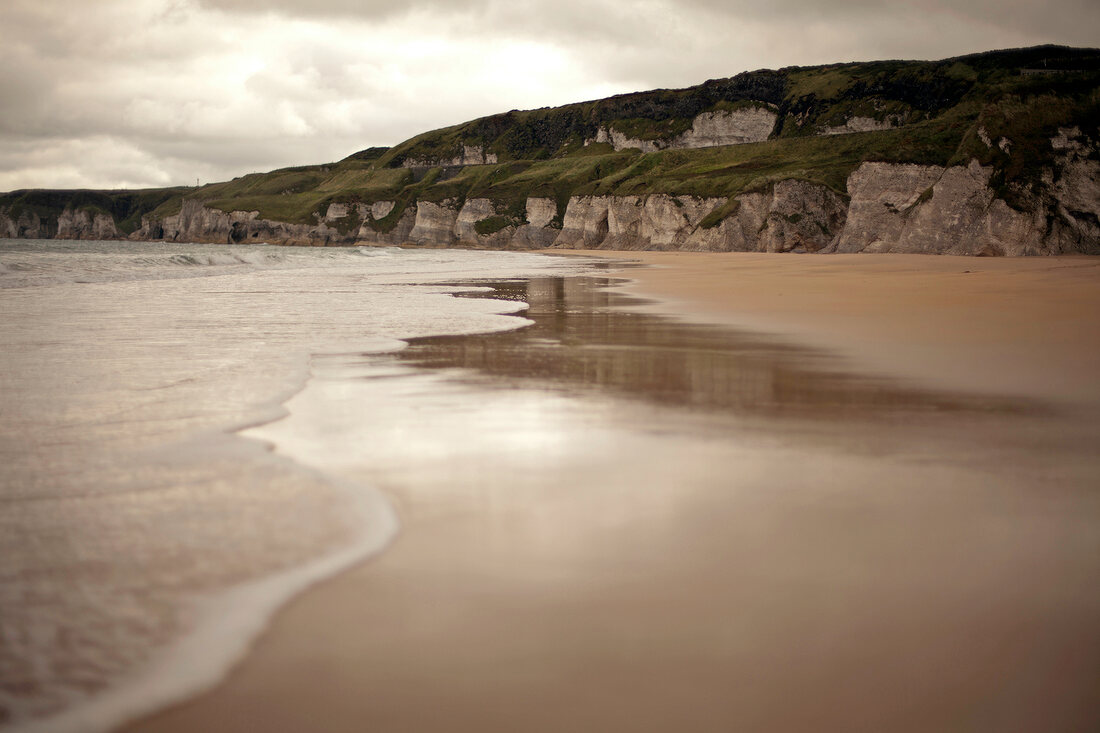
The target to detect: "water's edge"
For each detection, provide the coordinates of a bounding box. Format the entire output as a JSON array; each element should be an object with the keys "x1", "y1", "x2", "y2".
[
  {"x1": 1, "y1": 243, "x2": 605, "y2": 733},
  {"x1": 12, "y1": 356, "x2": 402, "y2": 733}
]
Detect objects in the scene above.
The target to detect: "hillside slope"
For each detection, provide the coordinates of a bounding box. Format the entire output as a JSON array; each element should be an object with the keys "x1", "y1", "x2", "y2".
[{"x1": 2, "y1": 46, "x2": 1098, "y2": 255}]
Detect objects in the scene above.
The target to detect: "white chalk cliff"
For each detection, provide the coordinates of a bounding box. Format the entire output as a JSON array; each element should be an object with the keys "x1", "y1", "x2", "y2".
[
  {"x1": 4, "y1": 131, "x2": 1096, "y2": 255},
  {"x1": 588, "y1": 106, "x2": 778, "y2": 153},
  {"x1": 401, "y1": 145, "x2": 498, "y2": 168}
]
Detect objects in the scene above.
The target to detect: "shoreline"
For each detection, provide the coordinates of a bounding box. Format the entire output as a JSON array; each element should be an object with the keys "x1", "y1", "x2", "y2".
[
  {"x1": 123, "y1": 251, "x2": 1100, "y2": 733},
  {"x1": 0, "y1": 243, "x2": 598, "y2": 733}
]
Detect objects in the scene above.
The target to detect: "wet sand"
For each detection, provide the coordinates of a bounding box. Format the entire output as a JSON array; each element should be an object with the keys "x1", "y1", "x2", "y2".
[
  {"x1": 125, "y1": 255, "x2": 1100, "y2": 733},
  {"x1": 561, "y1": 251, "x2": 1100, "y2": 405}
]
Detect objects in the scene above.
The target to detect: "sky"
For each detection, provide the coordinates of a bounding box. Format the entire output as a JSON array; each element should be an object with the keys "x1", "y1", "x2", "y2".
[{"x1": 1, "y1": 0, "x2": 1097, "y2": 192}]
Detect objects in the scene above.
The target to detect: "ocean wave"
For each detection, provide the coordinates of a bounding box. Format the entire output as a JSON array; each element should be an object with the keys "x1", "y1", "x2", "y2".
[
  {"x1": 164, "y1": 251, "x2": 287, "y2": 267},
  {"x1": 354, "y1": 246, "x2": 401, "y2": 258},
  {"x1": 6, "y1": 478, "x2": 399, "y2": 733},
  {"x1": 0, "y1": 261, "x2": 38, "y2": 273}
]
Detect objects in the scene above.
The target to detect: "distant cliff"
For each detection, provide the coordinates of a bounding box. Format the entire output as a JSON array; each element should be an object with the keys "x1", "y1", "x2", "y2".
[{"x1": 2, "y1": 46, "x2": 1098, "y2": 255}]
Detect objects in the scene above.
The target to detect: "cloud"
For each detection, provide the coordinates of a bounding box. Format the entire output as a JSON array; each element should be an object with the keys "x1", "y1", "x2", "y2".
[{"x1": 0, "y1": 0, "x2": 1096, "y2": 190}]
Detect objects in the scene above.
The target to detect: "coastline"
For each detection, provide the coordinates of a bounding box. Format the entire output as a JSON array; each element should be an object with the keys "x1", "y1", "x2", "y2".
[{"x1": 123, "y1": 251, "x2": 1100, "y2": 733}]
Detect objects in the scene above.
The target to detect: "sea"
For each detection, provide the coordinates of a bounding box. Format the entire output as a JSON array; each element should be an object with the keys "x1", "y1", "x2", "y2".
[{"x1": 0, "y1": 239, "x2": 600, "y2": 732}]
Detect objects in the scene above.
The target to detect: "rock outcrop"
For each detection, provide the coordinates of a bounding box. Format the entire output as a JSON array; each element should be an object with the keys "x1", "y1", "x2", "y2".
[
  {"x1": 401, "y1": 145, "x2": 498, "y2": 168},
  {"x1": 588, "y1": 105, "x2": 909, "y2": 152},
  {"x1": 0, "y1": 207, "x2": 118, "y2": 240},
  {"x1": 126, "y1": 199, "x2": 349, "y2": 246},
  {"x1": 1046, "y1": 127, "x2": 1100, "y2": 253},
  {"x1": 677, "y1": 107, "x2": 778, "y2": 148},
  {"x1": 552, "y1": 184, "x2": 845, "y2": 252},
  {"x1": 453, "y1": 198, "x2": 495, "y2": 242},
  {"x1": 828, "y1": 161, "x2": 1036, "y2": 255},
  {"x1": 827, "y1": 133, "x2": 1100, "y2": 256},
  {"x1": 588, "y1": 106, "x2": 778, "y2": 153},
  {"x1": 408, "y1": 200, "x2": 460, "y2": 245},
  {"x1": 56, "y1": 209, "x2": 119, "y2": 239},
  {"x1": 513, "y1": 198, "x2": 559, "y2": 248},
  {"x1": 0, "y1": 208, "x2": 51, "y2": 238},
  {"x1": 370, "y1": 201, "x2": 395, "y2": 220},
  {"x1": 821, "y1": 115, "x2": 903, "y2": 136}
]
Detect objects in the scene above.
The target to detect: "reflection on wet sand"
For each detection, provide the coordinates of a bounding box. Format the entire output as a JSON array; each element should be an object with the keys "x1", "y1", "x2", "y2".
[
  {"x1": 398, "y1": 277, "x2": 1035, "y2": 418},
  {"x1": 129, "y1": 271, "x2": 1100, "y2": 733}
]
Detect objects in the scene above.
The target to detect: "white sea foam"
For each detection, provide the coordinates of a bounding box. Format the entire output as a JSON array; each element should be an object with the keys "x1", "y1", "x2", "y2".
[
  {"x1": 10, "y1": 479, "x2": 398, "y2": 733},
  {"x1": 165, "y1": 251, "x2": 287, "y2": 267}
]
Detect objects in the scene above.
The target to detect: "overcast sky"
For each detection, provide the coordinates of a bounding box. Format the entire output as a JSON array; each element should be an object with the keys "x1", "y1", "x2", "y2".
[{"x1": 1, "y1": 0, "x2": 1097, "y2": 191}]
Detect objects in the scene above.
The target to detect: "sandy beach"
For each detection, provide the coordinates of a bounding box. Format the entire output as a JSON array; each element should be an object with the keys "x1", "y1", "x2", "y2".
[
  {"x1": 124, "y1": 252, "x2": 1100, "y2": 733},
  {"x1": 565, "y1": 251, "x2": 1100, "y2": 405}
]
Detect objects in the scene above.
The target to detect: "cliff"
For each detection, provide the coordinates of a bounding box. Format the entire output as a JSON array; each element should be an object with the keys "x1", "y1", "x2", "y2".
[
  {"x1": 322, "y1": 125, "x2": 1095, "y2": 254},
  {"x1": 2, "y1": 45, "x2": 1098, "y2": 255}
]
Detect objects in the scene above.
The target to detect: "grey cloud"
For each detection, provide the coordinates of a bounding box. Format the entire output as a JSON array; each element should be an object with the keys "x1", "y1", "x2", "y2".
[
  {"x1": 199, "y1": 0, "x2": 716, "y2": 49},
  {"x1": 681, "y1": 0, "x2": 1100, "y2": 51},
  {"x1": 1, "y1": 0, "x2": 1097, "y2": 191},
  {"x1": 196, "y1": 0, "x2": 1100, "y2": 45},
  {"x1": 195, "y1": 0, "x2": 485, "y2": 20}
]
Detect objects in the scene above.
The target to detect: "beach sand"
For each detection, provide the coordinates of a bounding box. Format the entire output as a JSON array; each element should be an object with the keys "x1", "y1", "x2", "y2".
[
  {"x1": 125, "y1": 253, "x2": 1100, "y2": 733},
  {"x1": 565, "y1": 251, "x2": 1100, "y2": 406}
]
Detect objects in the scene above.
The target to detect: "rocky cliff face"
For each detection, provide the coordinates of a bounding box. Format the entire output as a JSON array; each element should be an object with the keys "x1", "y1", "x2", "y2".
[
  {"x1": 588, "y1": 106, "x2": 778, "y2": 153},
  {"x1": 829, "y1": 161, "x2": 1042, "y2": 255},
  {"x1": 56, "y1": 209, "x2": 119, "y2": 239},
  {"x1": 361, "y1": 136, "x2": 1094, "y2": 254},
  {"x1": 821, "y1": 115, "x2": 903, "y2": 136},
  {"x1": 408, "y1": 200, "x2": 460, "y2": 244},
  {"x1": 128, "y1": 200, "x2": 349, "y2": 246},
  {"x1": 400, "y1": 145, "x2": 498, "y2": 168},
  {"x1": 828, "y1": 129, "x2": 1100, "y2": 256},
  {"x1": 5, "y1": 135, "x2": 1096, "y2": 256},
  {"x1": 549, "y1": 182, "x2": 845, "y2": 253},
  {"x1": 1046, "y1": 127, "x2": 1100, "y2": 252},
  {"x1": 0, "y1": 208, "x2": 50, "y2": 238},
  {"x1": 0, "y1": 207, "x2": 118, "y2": 240},
  {"x1": 124, "y1": 198, "x2": 422, "y2": 246}
]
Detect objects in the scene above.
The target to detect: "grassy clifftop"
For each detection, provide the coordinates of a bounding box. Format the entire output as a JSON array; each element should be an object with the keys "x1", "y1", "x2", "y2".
[{"x1": 3, "y1": 46, "x2": 1097, "y2": 234}]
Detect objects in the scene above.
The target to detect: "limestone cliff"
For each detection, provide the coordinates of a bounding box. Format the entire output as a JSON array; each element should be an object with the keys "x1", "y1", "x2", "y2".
[
  {"x1": 56, "y1": 209, "x2": 120, "y2": 240},
  {"x1": 123, "y1": 198, "x2": 421, "y2": 246},
  {"x1": 587, "y1": 106, "x2": 778, "y2": 153},
  {"x1": 407, "y1": 200, "x2": 460, "y2": 245},
  {"x1": 0, "y1": 206, "x2": 118, "y2": 240},
  {"x1": 820, "y1": 115, "x2": 903, "y2": 136},
  {"x1": 0, "y1": 207, "x2": 50, "y2": 238},
  {"x1": 548, "y1": 182, "x2": 844, "y2": 253},
  {"x1": 128, "y1": 200, "x2": 343, "y2": 246},
  {"x1": 828, "y1": 161, "x2": 1040, "y2": 255},
  {"x1": 401, "y1": 145, "x2": 497, "y2": 169},
  {"x1": 355, "y1": 131, "x2": 1095, "y2": 255},
  {"x1": 829, "y1": 128, "x2": 1099, "y2": 255},
  {"x1": 6, "y1": 138, "x2": 1096, "y2": 256},
  {"x1": 5, "y1": 145, "x2": 1097, "y2": 256}
]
